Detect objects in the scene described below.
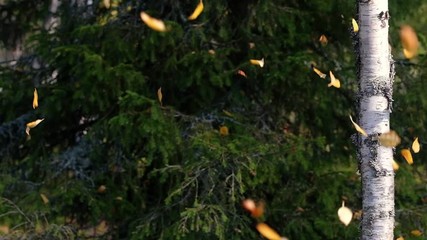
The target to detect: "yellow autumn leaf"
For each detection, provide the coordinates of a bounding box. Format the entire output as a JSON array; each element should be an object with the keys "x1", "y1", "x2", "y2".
[
  {"x1": 250, "y1": 58, "x2": 265, "y2": 68},
  {"x1": 242, "y1": 199, "x2": 256, "y2": 213},
  {"x1": 319, "y1": 34, "x2": 328, "y2": 46},
  {"x1": 352, "y1": 18, "x2": 359, "y2": 33},
  {"x1": 256, "y1": 223, "x2": 282, "y2": 240},
  {"x1": 97, "y1": 185, "x2": 107, "y2": 193},
  {"x1": 392, "y1": 159, "x2": 399, "y2": 171},
  {"x1": 237, "y1": 69, "x2": 247, "y2": 78},
  {"x1": 40, "y1": 193, "x2": 49, "y2": 204},
  {"x1": 312, "y1": 66, "x2": 326, "y2": 79},
  {"x1": 188, "y1": 0, "x2": 204, "y2": 20},
  {"x1": 328, "y1": 71, "x2": 341, "y2": 88},
  {"x1": 26, "y1": 118, "x2": 45, "y2": 135},
  {"x1": 0, "y1": 225, "x2": 9, "y2": 234},
  {"x1": 33, "y1": 88, "x2": 38, "y2": 109},
  {"x1": 411, "y1": 229, "x2": 423, "y2": 236},
  {"x1": 79, "y1": 220, "x2": 109, "y2": 238},
  {"x1": 102, "y1": 0, "x2": 111, "y2": 9},
  {"x1": 140, "y1": 12, "x2": 167, "y2": 32},
  {"x1": 401, "y1": 149, "x2": 413, "y2": 165},
  {"x1": 400, "y1": 25, "x2": 419, "y2": 59},
  {"x1": 349, "y1": 115, "x2": 368, "y2": 137},
  {"x1": 157, "y1": 87, "x2": 163, "y2": 105},
  {"x1": 337, "y1": 201, "x2": 353, "y2": 226},
  {"x1": 219, "y1": 126, "x2": 229, "y2": 136},
  {"x1": 378, "y1": 130, "x2": 401, "y2": 148},
  {"x1": 222, "y1": 110, "x2": 233, "y2": 117},
  {"x1": 396, "y1": 236, "x2": 404, "y2": 240},
  {"x1": 412, "y1": 137, "x2": 420, "y2": 153}
]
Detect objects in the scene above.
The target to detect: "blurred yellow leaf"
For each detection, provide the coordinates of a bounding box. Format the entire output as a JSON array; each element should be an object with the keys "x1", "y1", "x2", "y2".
[
  {"x1": 352, "y1": 18, "x2": 359, "y2": 32},
  {"x1": 97, "y1": 185, "x2": 107, "y2": 193},
  {"x1": 33, "y1": 88, "x2": 38, "y2": 109},
  {"x1": 396, "y1": 236, "x2": 404, "y2": 240},
  {"x1": 79, "y1": 220, "x2": 109, "y2": 238},
  {"x1": 0, "y1": 225, "x2": 10, "y2": 234},
  {"x1": 319, "y1": 34, "x2": 328, "y2": 46},
  {"x1": 237, "y1": 70, "x2": 247, "y2": 78},
  {"x1": 400, "y1": 25, "x2": 419, "y2": 59},
  {"x1": 349, "y1": 115, "x2": 368, "y2": 137},
  {"x1": 328, "y1": 71, "x2": 340, "y2": 88},
  {"x1": 188, "y1": 0, "x2": 204, "y2": 20},
  {"x1": 412, "y1": 137, "x2": 420, "y2": 153},
  {"x1": 140, "y1": 12, "x2": 167, "y2": 32},
  {"x1": 26, "y1": 118, "x2": 45, "y2": 136},
  {"x1": 222, "y1": 110, "x2": 233, "y2": 117},
  {"x1": 378, "y1": 130, "x2": 401, "y2": 148},
  {"x1": 157, "y1": 87, "x2": 163, "y2": 105},
  {"x1": 242, "y1": 199, "x2": 256, "y2": 213},
  {"x1": 102, "y1": 0, "x2": 111, "y2": 9},
  {"x1": 219, "y1": 126, "x2": 229, "y2": 136},
  {"x1": 401, "y1": 149, "x2": 413, "y2": 165},
  {"x1": 250, "y1": 58, "x2": 265, "y2": 68},
  {"x1": 256, "y1": 223, "x2": 282, "y2": 240},
  {"x1": 337, "y1": 201, "x2": 353, "y2": 226},
  {"x1": 392, "y1": 159, "x2": 399, "y2": 171},
  {"x1": 40, "y1": 193, "x2": 49, "y2": 204},
  {"x1": 411, "y1": 229, "x2": 423, "y2": 236},
  {"x1": 312, "y1": 66, "x2": 326, "y2": 79}
]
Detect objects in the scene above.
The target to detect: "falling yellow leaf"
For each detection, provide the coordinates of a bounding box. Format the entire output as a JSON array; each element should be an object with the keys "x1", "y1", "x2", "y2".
[
  {"x1": 219, "y1": 126, "x2": 229, "y2": 136},
  {"x1": 337, "y1": 201, "x2": 353, "y2": 226},
  {"x1": 33, "y1": 88, "x2": 38, "y2": 109},
  {"x1": 250, "y1": 58, "x2": 265, "y2": 68},
  {"x1": 349, "y1": 115, "x2": 368, "y2": 137},
  {"x1": 97, "y1": 185, "x2": 107, "y2": 193},
  {"x1": 411, "y1": 229, "x2": 423, "y2": 236},
  {"x1": 319, "y1": 34, "x2": 328, "y2": 46},
  {"x1": 102, "y1": 0, "x2": 111, "y2": 9},
  {"x1": 79, "y1": 220, "x2": 109, "y2": 238},
  {"x1": 312, "y1": 66, "x2": 326, "y2": 79},
  {"x1": 352, "y1": 18, "x2": 359, "y2": 32},
  {"x1": 188, "y1": 0, "x2": 204, "y2": 20},
  {"x1": 392, "y1": 159, "x2": 399, "y2": 171},
  {"x1": 400, "y1": 25, "x2": 419, "y2": 59},
  {"x1": 26, "y1": 118, "x2": 45, "y2": 136},
  {"x1": 208, "y1": 49, "x2": 215, "y2": 55},
  {"x1": 401, "y1": 149, "x2": 413, "y2": 165},
  {"x1": 242, "y1": 199, "x2": 256, "y2": 213},
  {"x1": 256, "y1": 223, "x2": 282, "y2": 240},
  {"x1": 378, "y1": 130, "x2": 401, "y2": 148},
  {"x1": 412, "y1": 137, "x2": 420, "y2": 153},
  {"x1": 40, "y1": 193, "x2": 49, "y2": 204},
  {"x1": 157, "y1": 87, "x2": 163, "y2": 105},
  {"x1": 140, "y1": 12, "x2": 167, "y2": 32},
  {"x1": 396, "y1": 236, "x2": 404, "y2": 240},
  {"x1": 222, "y1": 110, "x2": 233, "y2": 117},
  {"x1": 328, "y1": 71, "x2": 341, "y2": 88},
  {"x1": 248, "y1": 42, "x2": 256, "y2": 49},
  {"x1": 237, "y1": 70, "x2": 247, "y2": 78},
  {"x1": 251, "y1": 201, "x2": 265, "y2": 218}
]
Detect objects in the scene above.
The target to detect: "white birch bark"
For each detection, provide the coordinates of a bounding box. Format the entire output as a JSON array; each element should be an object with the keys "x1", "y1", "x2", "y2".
[{"x1": 357, "y1": 0, "x2": 394, "y2": 239}]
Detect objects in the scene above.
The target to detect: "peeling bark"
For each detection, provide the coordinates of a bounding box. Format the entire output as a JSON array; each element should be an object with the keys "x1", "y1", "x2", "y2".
[{"x1": 356, "y1": 0, "x2": 394, "y2": 239}]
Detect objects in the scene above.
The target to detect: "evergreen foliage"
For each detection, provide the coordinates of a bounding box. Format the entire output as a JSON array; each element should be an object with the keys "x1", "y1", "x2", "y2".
[{"x1": 0, "y1": 0, "x2": 427, "y2": 239}]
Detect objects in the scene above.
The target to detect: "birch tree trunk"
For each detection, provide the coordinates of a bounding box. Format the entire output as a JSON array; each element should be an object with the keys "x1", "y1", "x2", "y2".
[{"x1": 357, "y1": 0, "x2": 395, "y2": 239}]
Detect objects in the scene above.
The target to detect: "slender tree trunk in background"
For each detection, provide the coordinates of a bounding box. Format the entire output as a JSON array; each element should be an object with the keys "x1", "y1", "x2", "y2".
[{"x1": 356, "y1": 0, "x2": 395, "y2": 239}]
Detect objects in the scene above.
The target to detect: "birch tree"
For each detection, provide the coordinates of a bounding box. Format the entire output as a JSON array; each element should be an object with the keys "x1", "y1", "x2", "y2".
[{"x1": 356, "y1": 0, "x2": 395, "y2": 239}]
